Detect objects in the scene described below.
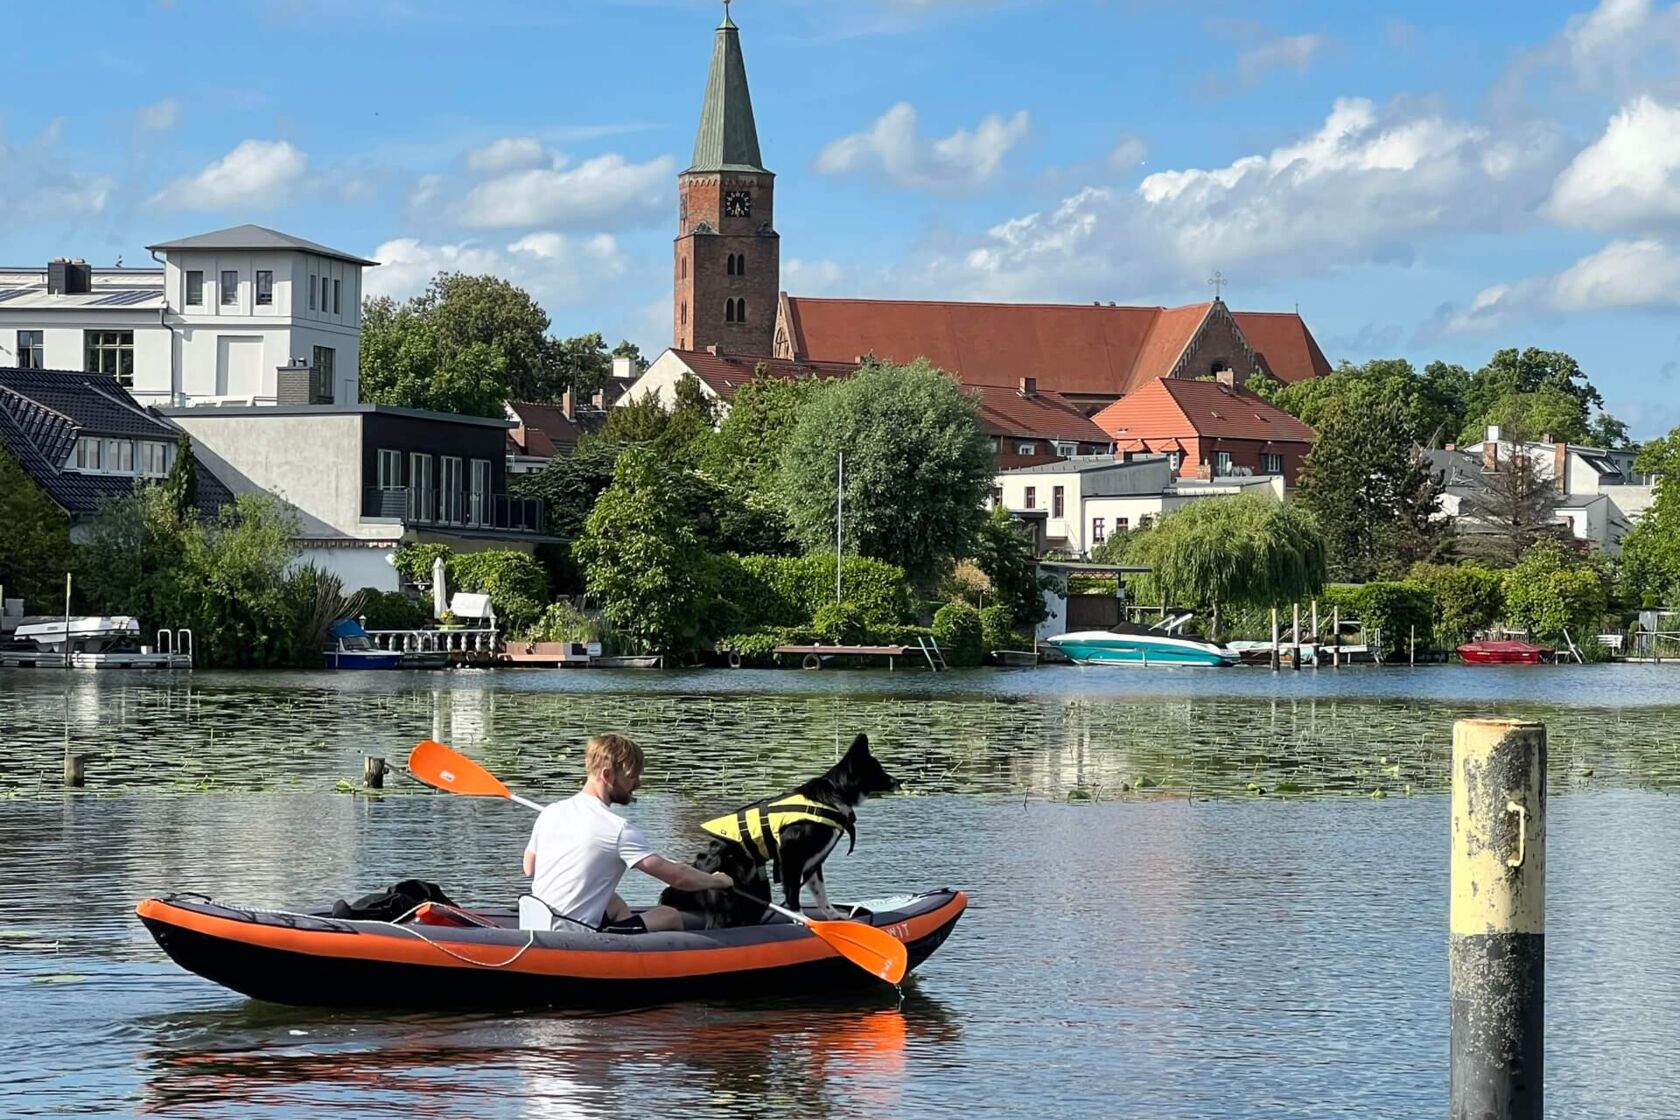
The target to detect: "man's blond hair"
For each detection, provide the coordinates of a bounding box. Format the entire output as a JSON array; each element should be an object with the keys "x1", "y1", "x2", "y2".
[{"x1": 586, "y1": 733, "x2": 643, "y2": 779}]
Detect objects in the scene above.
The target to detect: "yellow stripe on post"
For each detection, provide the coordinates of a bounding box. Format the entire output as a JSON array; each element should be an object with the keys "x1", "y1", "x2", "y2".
[{"x1": 1450, "y1": 718, "x2": 1546, "y2": 1120}]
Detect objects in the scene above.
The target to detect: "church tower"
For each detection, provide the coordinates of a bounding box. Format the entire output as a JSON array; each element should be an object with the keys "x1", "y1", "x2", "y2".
[{"x1": 674, "y1": 6, "x2": 778, "y2": 355}]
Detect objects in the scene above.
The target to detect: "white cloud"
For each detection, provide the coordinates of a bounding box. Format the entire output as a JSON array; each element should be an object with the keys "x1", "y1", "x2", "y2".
[
  {"x1": 1236, "y1": 33, "x2": 1325, "y2": 86},
  {"x1": 0, "y1": 122, "x2": 112, "y2": 231},
  {"x1": 150, "y1": 139, "x2": 308, "y2": 210},
  {"x1": 1559, "y1": 0, "x2": 1680, "y2": 90},
  {"x1": 466, "y1": 136, "x2": 547, "y2": 175},
  {"x1": 926, "y1": 97, "x2": 1564, "y2": 301},
  {"x1": 365, "y1": 232, "x2": 629, "y2": 308},
  {"x1": 1549, "y1": 96, "x2": 1680, "y2": 229},
  {"x1": 783, "y1": 258, "x2": 850, "y2": 295},
  {"x1": 136, "y1": 98, "x2": 180, "y2": 132},
  {"x1": 815, "y1": 102, "x2": 1030, "y2": 192},
  {"x1": 455, "y1": 152, "x2": 673, "y2": 229},
  {"x1": 1447, "y1": 238, "x2": 1680, "y2": 330},
  {"x1": 1107, "y1": 135, "x2": 1147, "y2": 173}
]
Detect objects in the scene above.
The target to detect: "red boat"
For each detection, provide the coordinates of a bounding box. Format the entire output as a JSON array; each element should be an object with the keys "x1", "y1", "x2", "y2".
[{"x1": 1457, "y1": 640, "x2": 1550, "y2": 665}]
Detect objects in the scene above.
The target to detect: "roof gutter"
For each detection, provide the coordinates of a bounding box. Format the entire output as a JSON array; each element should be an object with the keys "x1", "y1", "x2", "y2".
[{"x1": 150, "y1": 250, "x2": 178, "y2": 406}]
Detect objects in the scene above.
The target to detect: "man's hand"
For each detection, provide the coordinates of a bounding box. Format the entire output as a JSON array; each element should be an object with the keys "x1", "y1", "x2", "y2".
[{"x1": 709, "y1": 871, "x2": 733, "y2": 890}]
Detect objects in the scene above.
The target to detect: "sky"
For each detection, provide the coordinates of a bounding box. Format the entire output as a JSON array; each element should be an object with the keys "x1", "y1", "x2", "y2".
[{"x1": 6, "y1": 0, "x2": 1680, "y2": 436}]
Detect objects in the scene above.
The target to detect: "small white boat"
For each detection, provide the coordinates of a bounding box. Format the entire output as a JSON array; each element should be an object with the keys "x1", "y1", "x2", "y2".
[
  {"x1": 4, "y1": 615, "x2": 192, "y2": 669},
  {"x1": 1048, "y1": 613, "x2": 1238, "y2": 667},
  {"x1": 14, "y1": 616, "x2": 141, "y2": 653}
]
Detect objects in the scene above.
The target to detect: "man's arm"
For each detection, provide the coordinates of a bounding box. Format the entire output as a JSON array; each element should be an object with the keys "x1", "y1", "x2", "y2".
[
  {"x1": 633, "y1": 854, "x2": 732, "y2": 893},
  {"x1": 522, "y1": 848, "x2": 535, "y2": 877}
]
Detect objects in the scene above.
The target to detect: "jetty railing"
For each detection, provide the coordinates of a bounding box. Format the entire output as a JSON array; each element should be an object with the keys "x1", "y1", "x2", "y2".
[{"x1": 364, "y1": 627, "x2": 500, "y2": 654}]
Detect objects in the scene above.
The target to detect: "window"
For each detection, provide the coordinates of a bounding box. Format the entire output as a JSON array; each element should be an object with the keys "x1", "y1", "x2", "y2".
[
  {"x1": 736, "y1": 253, "x2": 745, "y2": 275},
  {"x1": 991, "y1": 485, "x2": 1004, "y2": 506},
  {"x1": 377, "y1": 448, "x2": 403, "y2": 491},
  {"x1": 1262, "y1": 452, "x2": 1284, "y2": 475},
  {"x1": 140, "y1": 441, "x2": 172, "y2": 477},
  {"x1": 440, "y1": 456, "x2": 464, "y2": 524},
  {"x1": 333, "y1": 278, "x2": 341, "y2": 315},
  {"x1": 1017, "y1": 442, "x2": 1036, "y2": 455},
  {"x1": 470, "y1": 459, "x2": 491, "y2": 526},
  {"x1": 725, "y1": 299, "x2": 735, "y2": 323},
  {"x1": 409, "y1": 453, "x2": 434, "y2": 522},
  {"x1": 106, "y1": 438, "x2": 134, "y2": 473},
  {"x1": 1053, "y1": 441, "x2": 1078, "y2": 457},
  {"x1": 1092, "y1": 517, "x2": 1106, "y2": 544},
  {"x1": 681, "y1": 301, "x2": 687, "y2": 326},
  {"x1": 739, "y1": 297, "x2": 747, "y2": 322},
  {"x1": 1215, "y1": 451, "x2": 1233, "y2": 476},
  {"x1": 1116, "y1": 517, "x2": 1130, "y2": 531},
  {"x1": 256, "y1": 270, "x2": 273, "y2": 305},
  {"x1": 1025, "y1": 486, "x2": 1037, "y2": 508},
  {"x1": 321, "y1": 276, "x2": 330, "y2": 311},
  {"x1": 311, "y1": 346, "x2": 336, "y2": 404},
  {"x1": 1139, "y1": 515, "x2": 1155, "y2": 529},
  {"x1": 220, "y1": 270, "x2": 238, "y2": 306},
  {"x1": 308, "y1": 274, "x2": 317, "y2": 310},
  {"x1": 16, "y1": 330, "x2": 43, "y2": 368},
  {"x1": 1052, "y1": 486, "x2": 1065, "y2": 518},
  {"x1": 84, "y1": 330, "x2": 134, "y2": 385},
  {"x1": 1167, "y1": 451, "x2": 1182, "y2": 471},
  {"x1": 726, "y1": 254, "x2": 735, "y2": 276},
  {"x1": 74, "y1": 437, "x2": 102, "y2": 471},
  {"x1": 186, "y1": 270, "x2": 204, "y2": 306},
  {"x1": 681, "y1": 257, "x2": 687, "y2": 280}
]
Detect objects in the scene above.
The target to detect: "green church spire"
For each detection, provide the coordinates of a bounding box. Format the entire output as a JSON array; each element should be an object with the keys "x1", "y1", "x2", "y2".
[{"x1": 688, "y1": 5, "x2": 767, "y2": 174}]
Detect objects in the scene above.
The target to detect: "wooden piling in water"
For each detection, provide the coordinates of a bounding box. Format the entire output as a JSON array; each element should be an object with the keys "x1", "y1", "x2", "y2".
[
  {"x1": 1332, "y1": 607, "x2": 1341, "y2": 667},
  {"x1": 1311, "y1": 600, "x2": 1320, "y2": 669},
  {"x1": 1271, "y1": 607, "x2": 1280, "y2": 672},
  {"x1": 63, "y1": 752, "x2": 90, "y2": 787},
  {"x1": 1292, "y1": 602, "x2": 1302, "y2": 671},
  {"x1": 364, "y1": 756, "x2": 387, "y2": 789},
  {"x1": 1451, "y1": 719, "x2": 1546, "y2": 1120}
]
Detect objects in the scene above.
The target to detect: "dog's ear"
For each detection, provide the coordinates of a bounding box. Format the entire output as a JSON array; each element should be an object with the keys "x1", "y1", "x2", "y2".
[{"x1": 845, "y1": 733, "x2": 870, "y2": 756}]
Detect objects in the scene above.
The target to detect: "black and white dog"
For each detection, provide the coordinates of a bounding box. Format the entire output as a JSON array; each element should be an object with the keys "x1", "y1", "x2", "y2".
[{"x1": 660, "y1": 734, "x2": 901, "y2": 928}]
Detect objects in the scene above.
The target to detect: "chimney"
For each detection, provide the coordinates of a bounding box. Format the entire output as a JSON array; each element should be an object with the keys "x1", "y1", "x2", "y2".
[
  {"x1": 1444, "y1": 442, "x2": 1456, "y2": 452},
  {"x1": 611, "y1": 356, "x2": 635, "y2": 382},
  {"x1": 276, "y1": 359, "x2": 325, "y2": 405},
  {"x1": 561, "y1": 387, "x2": 575, "y2": 420},
  {"x1": 1215, "y1": 369, "x2": 1236, "y2": 388},
  {"x1": 1018, "y1": 376, "x2": 1038, "y2": 398},
  {"x1": 707, "y1": 344, "x2": 722, "y2": 356},
  {"x1": 1483, "y1": 440, "x2": 1498, "y2": 473},
  {"x1": 1485, "y1": 424, "x2": 1501, "y2": 443},
  {"x1": 47, "y1": 258, "x2": 92, "y2": 295},
  {"x1": 1554, "y1": 441, "x2": 1568, "y2": 495}
]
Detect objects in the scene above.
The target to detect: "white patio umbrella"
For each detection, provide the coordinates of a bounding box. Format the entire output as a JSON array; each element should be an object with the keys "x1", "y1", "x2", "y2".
[{"x1": 432, "y1": 556, "x2": 448, "y2": 620}]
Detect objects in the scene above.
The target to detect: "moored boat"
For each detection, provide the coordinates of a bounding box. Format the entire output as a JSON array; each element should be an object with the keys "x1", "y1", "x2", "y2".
[
  {"x1": 136, "y1": 888, "x2": 966, "y2": 1010},
  {"x1": 1457, "y1": 640, "x2": 1549, "y2": 665},
  {"x1": 1048, "y1": 613, "x2": 1238, "y2": 667},
  {"x1": 323, "y1": 618, "x2": 403, "y2": 670}
]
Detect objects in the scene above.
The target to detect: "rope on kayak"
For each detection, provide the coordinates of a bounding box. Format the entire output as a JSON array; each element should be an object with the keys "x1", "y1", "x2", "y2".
[{"x1": 245, "y1": 904, "x2": 540, "y2": 969}]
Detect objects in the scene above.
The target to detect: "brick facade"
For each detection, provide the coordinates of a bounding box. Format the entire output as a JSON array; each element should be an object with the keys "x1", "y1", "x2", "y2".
[
  {"x1": 1166, "y1": 302, "x2": 1261, "y2": 386},
  {"x1": 674, "y1": 171, "x2": 779, "y2": 355}
]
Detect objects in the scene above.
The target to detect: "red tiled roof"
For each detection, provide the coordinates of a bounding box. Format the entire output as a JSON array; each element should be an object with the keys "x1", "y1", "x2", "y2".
[
  {"x1": 671, "y1": 348, "x2": 859, "y2": 402},
  {"x1": 508, "y1": 400, "x2": 580, "y2": 456},
  {"x1": 780, "y1": 297, "x2": 1327, "y2": 397},
  {"x1": 1091, "y1": 379, "x2": 1318, "y2": 443},
  {"x1": 1230, "y1": 311, "x2": 1334, "y2": 383},
  {"x1": 971, "y1": 385, "x2": 1111, "y2": 444}
]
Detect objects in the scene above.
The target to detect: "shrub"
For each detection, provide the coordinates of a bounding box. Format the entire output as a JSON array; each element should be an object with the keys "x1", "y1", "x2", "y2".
[
  {"x1": 718, "y1": 626, "x2": 813, "y2": 665},
  {"x1": 1356, "y1": 581, "x2": 1435, "y2": 649},
  {"x1": 1504, "y1": 539, "x2": 1609, "y2": 641},
  {"x1": 811, "y1": 600, "x2": 875, "y2": 644},
  {"x1": 520, "y1": 599, "x2": 603, "y2": 644},
  {"x1": 393, "y1": 541, "x2": 450, "y2": 587},
  {"x1": 357, "y1": 588, "x2": 432, "y2": 631},
  {"x1": 727, "y1": 554, "x2": 914, "y2": 633},
  {"x1": 931, "y1": 601, "x2": 985, "y2": 667},
  {"x1": 446, "y1": 550, "x2": 549, "y2": 634},
  {"x1": 979, "y1": 604, "x2": 1016, "y2": 653},
  {"x1": 1408, "y1": 562, "x2": 1506, "y2": 644}
]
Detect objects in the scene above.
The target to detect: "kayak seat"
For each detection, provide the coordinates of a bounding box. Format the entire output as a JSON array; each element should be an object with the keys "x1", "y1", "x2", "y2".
[{"x1": 518, "y1": 895, "x2": 558, "y2": 931}]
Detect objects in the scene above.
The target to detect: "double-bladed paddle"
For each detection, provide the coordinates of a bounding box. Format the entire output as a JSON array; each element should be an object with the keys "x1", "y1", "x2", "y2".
[{"x1": 406, "y1": 739, "x2": 908, "y2": 984}]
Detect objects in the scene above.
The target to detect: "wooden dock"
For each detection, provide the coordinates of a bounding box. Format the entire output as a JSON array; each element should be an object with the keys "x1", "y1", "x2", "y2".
[{"x1": 773, "y1": 643, "x2": 911, "y2": 670}]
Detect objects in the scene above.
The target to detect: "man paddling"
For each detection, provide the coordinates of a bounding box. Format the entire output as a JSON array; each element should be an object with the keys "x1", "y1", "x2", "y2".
[{"x1": 522, "y1": 733, "x2": 730, "y2": 933}]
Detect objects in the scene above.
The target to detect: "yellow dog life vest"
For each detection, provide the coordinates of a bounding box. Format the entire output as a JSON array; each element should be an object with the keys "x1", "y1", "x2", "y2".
[{"x1": 700, "y1": 794, "x2": 856, "y2": 864}]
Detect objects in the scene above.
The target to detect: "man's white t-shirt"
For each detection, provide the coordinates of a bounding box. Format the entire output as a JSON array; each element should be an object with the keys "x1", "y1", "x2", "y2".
[{"x1": 526, "y1": 790, "x2": 656, "y2": 929}]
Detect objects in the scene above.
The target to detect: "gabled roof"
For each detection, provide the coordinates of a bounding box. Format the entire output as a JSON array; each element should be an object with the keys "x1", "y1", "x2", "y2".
[
  {"x1": 778, "y1": 297, "x2": 1328, "y2": 398},
  {"x1": 671, "y1": 349, "x2": 858, "y2": 401},
  {"x1": 687, "y1": 13, "x2": 767, "y2": 174},
  {"x1": 0, "y1": 367, "x2": 231, "y2": 519},
  {"x1": 507, "y1": 400, "x2": 583, "y2": 458},
  {"x1": 146, "y1": 224, "x2": 378, "y2": 267},
  {"x1": 971, "y1": 385, "x2": 1112, "y2": 444},
  {"x1": 1091, "y1": 378, "x2": 1318, "y2": 444}
]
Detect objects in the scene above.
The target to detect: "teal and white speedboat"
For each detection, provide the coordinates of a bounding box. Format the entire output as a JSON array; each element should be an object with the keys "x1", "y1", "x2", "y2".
[{"x1": 1048, "y1": 613, "x2": 1238, "y2": 667}]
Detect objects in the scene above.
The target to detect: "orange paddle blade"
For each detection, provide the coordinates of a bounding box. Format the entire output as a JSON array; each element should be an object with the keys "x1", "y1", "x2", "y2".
[
  {"x1": 408, "y1": 739, "x2": 512, "y2": 799},
  {"x1": 807, "y1": 918, "x2": 909, "y2": 985}
]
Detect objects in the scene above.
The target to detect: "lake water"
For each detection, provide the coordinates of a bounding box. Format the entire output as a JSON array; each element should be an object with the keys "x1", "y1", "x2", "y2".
[{"x1": 3, "y1": 664, "x2": 1679, "y2": 1117}]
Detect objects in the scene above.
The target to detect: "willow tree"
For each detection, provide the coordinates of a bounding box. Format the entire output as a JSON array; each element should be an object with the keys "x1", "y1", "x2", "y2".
[{"x1": 1126, "y1": 496, "x2": 1325, "y2": 636}]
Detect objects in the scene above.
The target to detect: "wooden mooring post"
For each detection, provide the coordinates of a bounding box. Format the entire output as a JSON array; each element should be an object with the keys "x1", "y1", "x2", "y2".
[
  {"x1": 1451, "y1": 719, "x2": 1545, "y2": 1120},
  {"x1": 63, "y1": 752, "x2": 94, "y2": 787},
  {"x1": 1292, "y1": 602, "x2": 1302, "y2": 671},
  {"x1": 364, "y1": 756, "x2": 387, "y2": 789},
  {"x1": 1270, "y1": 607, "x2": 1280, "y2": 672}
]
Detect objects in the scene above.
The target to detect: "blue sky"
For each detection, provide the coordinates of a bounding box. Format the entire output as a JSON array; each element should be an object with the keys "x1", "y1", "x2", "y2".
[{"x1": 7, "y1": 0, "x2": 1680, "y2": 436}]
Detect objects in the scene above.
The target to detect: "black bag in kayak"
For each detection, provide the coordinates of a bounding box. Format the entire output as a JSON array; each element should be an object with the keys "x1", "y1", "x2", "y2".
[{"x1": 331, "y1": 879, "x2": 457, "y2": 922}]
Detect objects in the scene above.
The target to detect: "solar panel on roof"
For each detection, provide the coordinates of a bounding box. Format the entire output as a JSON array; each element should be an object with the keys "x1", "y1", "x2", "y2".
[
  {"x1": 0, "y1": 288, "x2": 29, "y2": 302},
  {"x1": 91, "y1": 289, "x2": 157, "y2": 306}
]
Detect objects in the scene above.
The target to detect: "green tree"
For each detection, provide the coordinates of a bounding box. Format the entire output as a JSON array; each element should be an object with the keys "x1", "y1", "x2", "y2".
[
  {"x1": 1467, "y1": 385, "x2": 1591, "y2": 444},
  {"x1": 1503, "y1": 538, "x2": 1608, "y2": 641},
  {"x1": 611, "y1": 339, "x2": 649, "y2": 374},
  {"x1": 1460, "y1": 347, "x2": 1604, "y2": 444},
  {"x1": 551, "y1": 332, "x2": 614, "y2": 401},
  {"x1": 419, "y1": 273, "x2": 553, "y2": 401},
  {"x1": 779, "y1": 359, "x2": 994, "y2": 582},
  {"x1": 1123, "y1": 495, "x2": 1325, "y2": 635},
  {"x1": 971, "y1": 505, "x2": 1051, "y2": 628},
  {"x1": 931, "y1": 601, "x2": 985, "y2": 666},
  {"x1": 1409, "y1": 561, "x2": 1506, "y2": 644},
  {"x1": 706, "y1": 371, "x2": 824, "y2": 495},
  {"x1": 359, "y1": 296, "x2": 510, "y2": 417},
  {"x1": 1272, "y1": 358, "x2": 1465, "y2": 447},
  {"x1": 574, "y1": 447, "x2": 720, "y2": 656},
  {"x1": 1586, "y1": 412, "x2": 1634, "y2": 450},
  {"x1": 161, "y1": 433, "x2": 199, "y2": 523},
  {"x1": 512, "y1": 437, "x2": 624, "y2": 540},
  {"x1": 1296, "y1": 396, "x2": 1447, "y2": 581},
  {"x1": 1619, "y1": 427, "x2": 1680, "y2": 605},
  {"x1": 0, "y1": 447, "x2": 73, "y2": 605}
]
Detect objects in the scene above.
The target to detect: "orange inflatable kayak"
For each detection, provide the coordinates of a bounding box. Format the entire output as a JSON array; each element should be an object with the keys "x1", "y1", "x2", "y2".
[{"x1": 136, "y1": 889, "x2": 966, "y2": 1010}]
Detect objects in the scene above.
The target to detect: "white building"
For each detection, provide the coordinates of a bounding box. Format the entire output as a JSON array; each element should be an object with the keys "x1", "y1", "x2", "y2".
[
  {"x1": 995, "y1": 455, "x2": 1285, "y2": 557},
  {"x1": 0, "y1": 224, "x2": 372, "y2": 409},
  {"x1": 1432, "y1": 425, "x2": 1656, "y2": 554}
]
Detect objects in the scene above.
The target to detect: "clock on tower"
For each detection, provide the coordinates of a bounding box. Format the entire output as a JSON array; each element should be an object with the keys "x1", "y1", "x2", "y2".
[{"x1": 723, "y1": 190, "x2": 752, "y2": 218}]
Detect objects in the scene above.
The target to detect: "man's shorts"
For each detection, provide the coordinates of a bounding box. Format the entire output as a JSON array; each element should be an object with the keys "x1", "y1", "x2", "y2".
[{"x1": 598, "y1": 914, "x2": 648, "y2": 934}]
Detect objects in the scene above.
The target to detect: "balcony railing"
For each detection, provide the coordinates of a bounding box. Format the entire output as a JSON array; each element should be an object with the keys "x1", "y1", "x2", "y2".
[{"x1": 365, "y1": 487, "x2": 546, "y2": 534}]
